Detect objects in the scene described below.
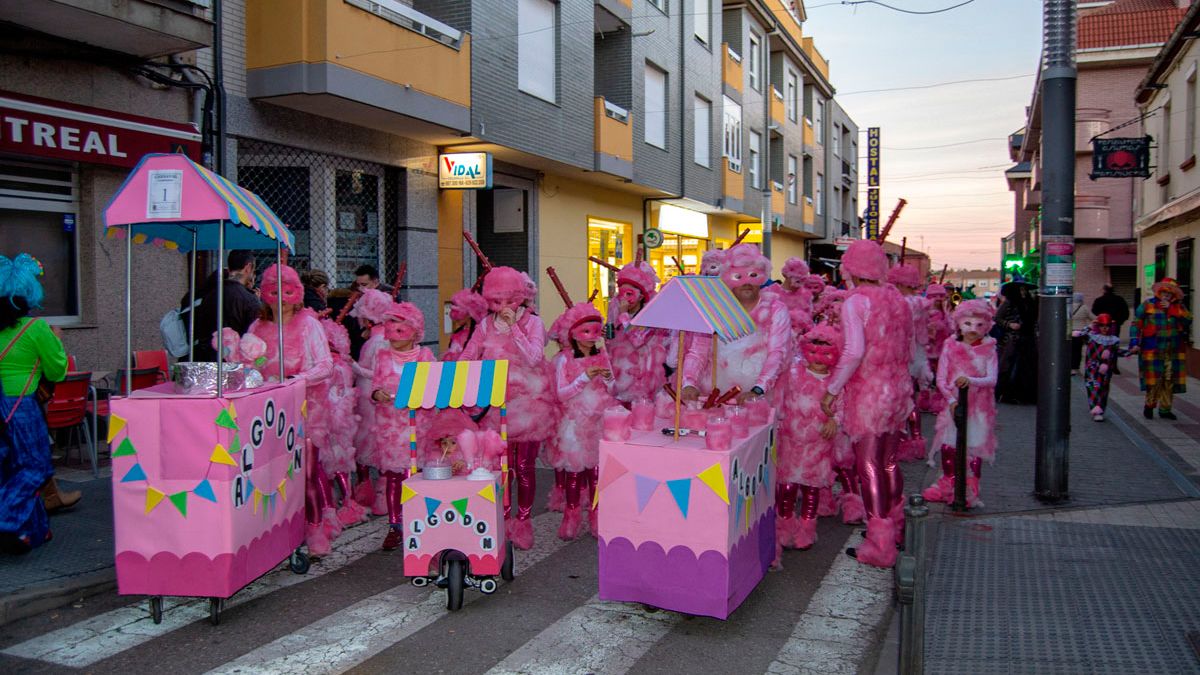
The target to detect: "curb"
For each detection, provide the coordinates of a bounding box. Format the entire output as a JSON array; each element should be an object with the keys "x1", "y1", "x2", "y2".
[{"x1": 0, "y1": 567, "x2": 116, "y2": 628}]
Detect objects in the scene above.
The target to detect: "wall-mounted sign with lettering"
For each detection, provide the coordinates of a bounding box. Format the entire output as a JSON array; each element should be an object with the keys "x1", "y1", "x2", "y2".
[{"x1": 439, "y1": 152, "x2": 493, "y2": 189}]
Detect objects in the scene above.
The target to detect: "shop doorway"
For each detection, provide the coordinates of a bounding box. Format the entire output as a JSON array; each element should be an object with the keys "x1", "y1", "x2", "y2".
[{"x1": 475, "y1": 187, "x2": 530, "y2": 275}]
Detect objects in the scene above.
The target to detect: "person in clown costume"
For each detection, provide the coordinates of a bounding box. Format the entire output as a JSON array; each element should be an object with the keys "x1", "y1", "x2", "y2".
[
  {"x1": 922, "y1": 299, "x2": 998, "y2": 508},
  {"x1": 369, "y1": 302, "x2": 436, "y2": 551},
  {"x1": 887, "y1": 264, "x2": 933, "y2": 462},
  {"x1": 225, "y1": 264, "x2": 337, "y2": 556},
  {"x1": 606, "y1": 261, "x2": 668, "y2": 405},
  {"x1": 821, "y1": 240, "x2": 913, "y2": 568},
  {"x1": 443, "y1": 288, "x2": 488, "y2": 362},
  {"x1": 777, "y1": 324, "x2": 844, "y2": 558},
  {"x1": 1129, "y1": 277, "x2": 1193, "y2": 420},
  {"x1": 764, "y1": 257, "x2": 815, "y2": 341},
  {"x1": 459, "y1": 267, "x2": 558, "y2": 550},
  {"x1": 349, "y1": 289, "x2": 395, "y2": 515},
  {"x1": 681, "y1": 244, "x2": 791, "y2": 406},
  {"x1": 1080, "y1": 314, "x2": 1123, "y2": 422},
  {"x1": 317, "y1": 317, "x2": 367, "y2": 527},
  {"x1": 549, "y1": 301, "x2": 617, "y2": 540},
  {"x1": 919, "y1": 283, "x2": 955, "y2": 414}
]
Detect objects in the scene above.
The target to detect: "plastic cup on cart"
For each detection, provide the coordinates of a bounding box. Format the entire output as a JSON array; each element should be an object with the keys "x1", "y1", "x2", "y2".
[
  {"x1": 730, "y1": 407, "x2": 750, "y2": 438},
  {"x1": 705, "y1": 416, "x2": 732, "y2": 450},
  {"x1": 682, "y1": 402, "x2": 708, "y2": 431},
  {"x1": 630, "y1": 398, "x2": 655, "y2": 431},
  {"x1": 602, "y1": 406, "x2": 632, "y2": 442},
  {"x1": 746, "y1": 397, "x2": 771, "y2": 425}
]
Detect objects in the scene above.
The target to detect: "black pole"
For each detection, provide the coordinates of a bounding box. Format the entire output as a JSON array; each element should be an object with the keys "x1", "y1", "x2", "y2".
[
  {"x1": 213, "y1": 0, "x2": 227, "y2": 176},
  {"x1": 951, "y1": 385, "x2": 969, "y2": 512},
  {"x1": 1035, "y1": 0, "x2": 1077, "y2": 502}
]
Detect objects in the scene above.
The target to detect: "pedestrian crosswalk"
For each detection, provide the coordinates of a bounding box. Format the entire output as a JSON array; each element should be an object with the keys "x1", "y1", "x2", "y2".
[{"x1": 0, "y1": 511, "x2": 894, "y2": 675}]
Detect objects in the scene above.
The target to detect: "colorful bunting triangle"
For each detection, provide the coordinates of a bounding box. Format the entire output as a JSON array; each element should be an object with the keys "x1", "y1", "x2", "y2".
[
  {"x1": 735, "y1": 492, "x2": 744, "y2": 528},
  {"x1": 278, "y1": 479, "x2": 287, "y2": 502},
  {"x1": 634, "y1": 475, "x2": 659, "y2": 513},
  {"x1": 400, "y1": 482, "x2": 418, "y2": 505},
  {"x1": 666, "y1": 478, "x2": 692, "y2": 518},
  {"x1": 168, "y1": 491, "x2": 188, "y2": 516},
  {"x1": 696, "y1": 463, "x2": 729, "y2": 504},
  {"x1": 106, "y1": 414, "x2": 127, "y2": 443},
  {"x1": 451, "y1": 498, "x2": 469, "y2": 518},
  {"x1": 745, "y1": 495, "x2": 753, "y2": 533},
  {"x1": 112, "y1": 437, "x2": 137, "y2": 458},
  {"x1": 424, "y1": 497, "x2": 442, "y2": 519},
  {"x1": 252, "y1": 488, "x2": 262, "y2": 514},
  {"x1": 209, "y1": 443, "x2": 237, "y2": 466},
  {"x1": 145, "y1": 487, "x2": 165, "y2": 514},
  {"x1": 597, "y1": 456, "x2": 629, "y2": 494},
  {"x1": 193, "y1": 478, "x2": 217, "y2": 503},
  {"x1": 120, "y1": 463, "x2": 147, "y2": 483},
  {"x1": 592, "y1": 482, "x2": 600, "y2": 510},
  {"x1": 301, "y1": 400, "x2": 308, "y2": 418},
  {"x1": 477, "y1": 483, "x2": 496, "y2": 503},
  {"x1": 214, "y1": 408, "x2": 238, "y2": 430}
]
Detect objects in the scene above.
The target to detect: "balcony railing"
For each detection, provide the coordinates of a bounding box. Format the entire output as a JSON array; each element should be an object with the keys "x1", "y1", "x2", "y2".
[
  {"x1": 344, "y1": 0, "x2": 463, "y2": 48},
  {"x1": 594, "y1": 96, "x2": 633, "y2": 175},
  {"x1": 770, "y1": 87, "x2": 785, "y2": 129},
  {"x1": 722, "y1": 43, "x2": 743, "y2": 94},
  {"x1": 803, "y1": 117, "x2": 815, "y2": 149},
  {"x1": 723, "y1": 157, "x2": 745, "y2": 204}
]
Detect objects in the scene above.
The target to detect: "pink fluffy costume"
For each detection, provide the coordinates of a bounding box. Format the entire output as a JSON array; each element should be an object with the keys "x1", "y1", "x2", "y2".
[
  {"x1": 777, "y1": 324, "x2": 844, "y2": 557},
  {"x1": 459, "y1": 267, "x2": 558, "y2": 550},
  {"x1": 443, "y1": 288, "x2": 488, "y2": 362},
  {"x1": 318, "y1": 317, "x2": 368, "y2": 527},
  {"x1": 349, "y1": 289, "x2": 395, "y2": 514},
  {"x1": 824, "y1": 240, "x2": 914, "y2": 568},
  {"x1": 606, "y1": 261, "x2": 668, "y2": 405},
  {"x1": 683, "y1": 245, "x2": 791, "y2": 406},
  {"x1": 919, "y1": 284, "x2": 955, "y2": 413},
  {"x1": 764, "y1": 257, "x2": 815, "y2": 343},
  {"x1": 888, "y1": 264, "x2": 933, "y2": 462},
  {"x1": 923, "y1": 300, "x2": 998, "y2": 508},
  {"x1": 550, "y1": 302, "x2": 618, "y2": 540},
  {"x1": 236, "y1": 264, "x2": 337, "y2": 556},
  {"x1": 370, "y1": 302, "x2": 435, "y2": 551}
]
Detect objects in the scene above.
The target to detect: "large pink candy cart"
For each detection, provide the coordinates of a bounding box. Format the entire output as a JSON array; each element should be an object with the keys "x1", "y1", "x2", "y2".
[
  {"x1": 103, "y1": 154, "x2": 305, "y2": 625},
  {"x1": 394, "y1": 360, "x2": 515, "y2": 611}
]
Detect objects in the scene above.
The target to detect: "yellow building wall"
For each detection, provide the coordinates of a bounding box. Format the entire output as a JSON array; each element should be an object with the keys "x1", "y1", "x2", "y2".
[{"x1": 768, "y1": 229, "x2": 808, "y2": 273}]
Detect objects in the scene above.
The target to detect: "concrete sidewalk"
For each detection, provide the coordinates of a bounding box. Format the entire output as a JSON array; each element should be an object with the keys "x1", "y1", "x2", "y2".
[{"x1": 916, "y1": 362, "x2": 1200, "y2": 674}]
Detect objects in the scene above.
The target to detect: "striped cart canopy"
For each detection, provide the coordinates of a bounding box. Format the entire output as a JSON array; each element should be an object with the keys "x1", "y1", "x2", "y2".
[{"x1": 630, "y1": 275, "x2": 755, "y2": 341}]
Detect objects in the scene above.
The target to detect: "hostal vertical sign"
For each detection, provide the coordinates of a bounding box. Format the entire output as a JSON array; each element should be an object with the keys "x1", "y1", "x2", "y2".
[{"x1": 866, "y1": 128, "x2": 880, "y2": 239}]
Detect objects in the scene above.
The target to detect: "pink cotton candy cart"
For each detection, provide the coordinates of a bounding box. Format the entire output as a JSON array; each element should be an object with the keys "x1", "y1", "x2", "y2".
[
  {"x1": 393, "y1": 360, "x2": 515, "y2": 611},
  {"x1": 104, "y1": 154, "x2": 306, "y2": 625}
]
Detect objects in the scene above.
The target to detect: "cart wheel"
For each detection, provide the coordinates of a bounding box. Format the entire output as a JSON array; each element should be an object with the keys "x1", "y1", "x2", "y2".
[
  {"x1": 209, "y1": 597, "x2": 224, "y2": 626},
  {"x1": 149, "y1": 597, "x2": 163, "y2": 625},
  {"x1": 479, "y1": 577, "x2": 498, "y2": 595},
  {"x1": 412, "y1": 576, "x2": 430, "y2": 587},
  {"x1": 446, "y1": 559, "x2": 465, "y2": 611},
  {"x1": 500, "y1": 540, "x2": 515, "y2": 581},
  {"x1": 289, "y1": 549, "x2": 311, "y2": 575}
]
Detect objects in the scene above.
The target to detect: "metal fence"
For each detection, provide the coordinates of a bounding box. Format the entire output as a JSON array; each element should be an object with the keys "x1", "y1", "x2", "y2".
[{"x1": 236, "y1": 138, "x2": 401, "y2": 289}]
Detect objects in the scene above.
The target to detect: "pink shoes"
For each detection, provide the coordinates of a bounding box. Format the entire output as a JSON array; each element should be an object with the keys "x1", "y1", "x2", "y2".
[
  {"x1": 851, "y1": 517, "x2": 898, "y2": 568},
  {"x1": 353, "y1": 478, "x2": 375, "y2": 509},
  {"x1": 793, "y1": 517, "x2": 818, "y2": 549},
  {"x1": 337, "y1": 498, "x2": 368, "y2": 527},
  {"x1": 507, "y1": 517, "x2": 534, "y2": 550},
  {"x1": 839, "y1": 492, "x2": 866, "y2": 524},
  {"x1": 306, "y1": 520, "x2": 332, "y2": 557},
  {"x1": 817, "y1": 486, "x2": 838, "y2": 517},
  {"x1": 558, "y1": 506, "x2": 583, "y2": 540}
]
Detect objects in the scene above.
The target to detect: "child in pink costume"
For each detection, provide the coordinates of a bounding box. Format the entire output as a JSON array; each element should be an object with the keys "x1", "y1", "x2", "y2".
[
  {"x1": 350, "y1": 289, "x2": 394, "y2": 514},
  {"x1": 919, "y1": 284, "x2": 955, "y2": 414},
  {"x1": 922, "y1": 300, "x2": 997, "y2": 508},
  {"x1": 455, "y1": 428, "x2": 507, "y2": 474},
  {"x1": 607, "y1": 261, "x2": 668, "y2": 405},
  {"x1": 813, "y1": 287, "x2": 846, "y2": 327},
  {"x1": 369, "y1": 302, "x2": 436, "y2": 551},
  {"x1": 422, "y1": 409, "x2": 478, "y2": 474},
  {"x1": 318, "y1": 317, "x2": 368, "y2": 527},
  {"x1": 459, "y1": 267, "x2": 557, "y2": 550},
  {"x1": 777, "y1": 324, "x2": 843, "y2": 559},
  {"x1": 700, "y1": 248, "x2": 727, "y2": 276},
  {"x1": 443, "y1": 289, "x2": 488, "y2": 362},
  {"x1": 550, "y1": 302, "x2": 617, "y2": 540},
  {"x1": 235, "y1": 264, "x2": 337, "y2": 556},
  {"x1": 811, "y1": 286, "x2": 859, "y2": 521},
  {"x1": 888, "y1": 264, "x2": 933, "y2": 462},
  {"x1": 823, "y1": 240, "x2": 913, "y2": 568},
  {"x1": 681, "y1": 245, "x2": 791, "y2": 407},
  {"x1": 764, "y1": 257, "x2": 815, "y2": 343}
]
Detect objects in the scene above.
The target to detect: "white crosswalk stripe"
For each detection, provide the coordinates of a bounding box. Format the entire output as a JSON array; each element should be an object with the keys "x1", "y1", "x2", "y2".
[{"x1": 205, "y1": 512, "x2": 570, "y2": 675}]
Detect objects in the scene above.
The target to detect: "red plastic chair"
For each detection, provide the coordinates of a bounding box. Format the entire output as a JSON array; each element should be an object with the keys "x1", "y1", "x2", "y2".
[
  {"x1": 134, "y1": 350, "x2": 170, "y2": 383},
  {"x1": 88, "y1": 367, "x2": 161, "y2": 463},
  {"x1": 67, "y1": 355, "x2": 77, "y2": 371},
  {"x1": 45, "y1": 372, "x2": 96, "y2": 476}
]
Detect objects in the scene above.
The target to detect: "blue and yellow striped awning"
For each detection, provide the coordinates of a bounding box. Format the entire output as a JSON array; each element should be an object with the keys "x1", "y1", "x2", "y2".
[
  {"x1": 631, "y1": 275, "x2": 756, "y2": 342},
  {"x1": 393, "y1": 360, "x2": 509, "y2": 410}
]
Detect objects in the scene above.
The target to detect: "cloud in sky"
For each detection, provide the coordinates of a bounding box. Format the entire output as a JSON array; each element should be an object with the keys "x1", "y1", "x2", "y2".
[{"x1": 804, "y1": 0, "x2": 1044, "y2": 269}]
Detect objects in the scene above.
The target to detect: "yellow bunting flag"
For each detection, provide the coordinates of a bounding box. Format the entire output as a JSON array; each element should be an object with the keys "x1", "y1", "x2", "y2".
[
  {"x1": 106, "y1": 415, "x2": 127, "y2": 443},
  {"x1": 745, "y1": 495, "x2": 753, "y2": 533},
  {"x1": 301, "y1": 400, "x2": 308, "y2": 418},
  {"x1": 400, "y1": 482, "x2": 418, "y2": 505},
  {"x1": 132, "y1": 233, "x2": 148, "y2": 244},
  {"x1": 209, "y1": 444, "x2": 238, "y2": 466},
  {"x1": 278, "y1": 479, "x2": 287, "y2": 502},
  {"x1": 592, "y1": 483, "x2": 600, "y2": 510},
  {"x1": 252, "y1": 488, "x2": 262, "y2": 514},
  {"x1": 227, "y1": 403, "x2": 237, "y2": 420},
  {"x1": 145, "y1": 487, "x2": 166, "y2": 514},
  {"x1": 696, "y1": 463, "x2": 729, "y2": 505},
  {"x1": 477, "y1": 483, "x2": 496, "y2": 504}
]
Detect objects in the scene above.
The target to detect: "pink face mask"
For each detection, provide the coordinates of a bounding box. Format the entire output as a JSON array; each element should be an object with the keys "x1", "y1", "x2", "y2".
[
  {"x1": 802, "y1": 339, "x2": 840, "y2": 368},
  {"x1": 617, "y1": 284, "x2": 643, "y2": 307},
  {"x1": 722, "y1": 264, "x2": 765, "y2": 290},
  {"x1": 385, "y1": 319, "x2": 419, "y2": 343},
  {"x1": 449, "y1": 305, "x2": 469, "y2": 322},
  {"x1": 570, "y1": 319, "x2": 603, "y2": 344},
  {"x1": 488, "y1": 294, "x2": 523, "y2": 314},
  {"x1": 958, "y1": 316, "x2": 989, "y2": 339},
  {"x1": 263, "y1": 282, "x2": 303, "y2": 307}
]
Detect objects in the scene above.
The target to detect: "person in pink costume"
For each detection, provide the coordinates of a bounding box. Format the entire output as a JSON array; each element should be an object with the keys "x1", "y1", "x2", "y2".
[
  {"x1": 822, "y1": 240, "x2": 913, "y2": 568},
  {"x1": 443, "y1": 289, "x2": 488, "y2": 362},
  {"x1": 607, "y1": 261, "x2": 668, "y2": 405},
  {"x1": 349, "y1": 289, "x2": 394, "y2": 515},
  {"x1": 813, "y1": 287, "x2": 846, "y2": 327},
  {"x1": 764, "y1": 257, "x2": 815, "y2": 343},
  {"x1": 922, "y1": 299, "x2": 997, "y2": 508},
  {"x1": 700, "y1": 247, "x2": 727, "y2": 276},
  {"x1": 422, "y1": 409, "x2": 478, "y2": 474},
  {"x1": 812, "y1": 285, "x2": 858, "y2": 520},
  {"x1": 459, "y1": 267, "x2": 557, "y2": 550},
  {"x1": 777, "y1": 324, "x2": 843, "y2": 560},
  {"x1": 232, "y1": 264, "x2": 337, "y2": 557},
  {"x1": 369, "y1": 302, "x2": 436, "y2": 551},
  {"x1": 919, "y1": 284, "x2": 955, "y2": 414},
  {"x1": 888, "y1": 264, "x2": 933, "y2": 463},
  {"x1": 803, "y1": 274, "x2": 827, "y2": 301},
  {"x1": 318, "y1": 317, "x2": 368, "y2": 527},
  {"x1": 454, "y1": 428, "x2": 507, "y2": 474},
  {"x1": 681, "y1": 244, "x2": 791, "y2": 407}
]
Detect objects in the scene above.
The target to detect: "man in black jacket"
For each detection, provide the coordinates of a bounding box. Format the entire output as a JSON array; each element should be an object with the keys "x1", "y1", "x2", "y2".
[
  {"x1": 183, "y1": 250, "x2": 261, "y2": 362},
  {"x1": 1092, "y1": 284, "x2": 1131, "y2": 373}
]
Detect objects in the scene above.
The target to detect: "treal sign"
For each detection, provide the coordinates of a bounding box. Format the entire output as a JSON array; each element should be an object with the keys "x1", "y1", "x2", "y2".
[{"x1": 439, "y1": 152, "x2": 493, "y2": 189}]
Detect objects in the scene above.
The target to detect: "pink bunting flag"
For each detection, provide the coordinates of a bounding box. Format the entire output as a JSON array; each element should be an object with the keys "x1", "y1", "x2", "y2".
[
  {"x1": 634, "y1": 474, "x2": 659, "y2": 513},
  {"x1": 597, "y1": 456, "x2": 629, "y2": 494}
]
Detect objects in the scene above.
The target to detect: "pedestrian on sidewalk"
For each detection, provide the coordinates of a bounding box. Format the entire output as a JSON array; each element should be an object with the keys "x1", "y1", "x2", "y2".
[
  {"x1": 184, "y1": 250, "x2": 260, "y2": 362},
  {"x1": 1080, "y1": 314, "x2": 1122, "y2": 422},
  {"x1": 1129, "y1": 278, "x2": 1192, "y2": 420},
  {"x1": 922, "y1": 299, "x2": 998, "y2": 509},
  {"x1": 0, "y1": 254, "x2": 71, "y2": 554},
  {"x1": 301, "y1": 269, "x2": 330, "y2": 313}
]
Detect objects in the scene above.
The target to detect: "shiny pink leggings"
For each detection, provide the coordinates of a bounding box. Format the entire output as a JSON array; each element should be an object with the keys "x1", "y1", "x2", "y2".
[
  {"x1": 384, "y1": 470, "x2": 409, "y2": 527},
  {"x1": 941, "y1": 453, "x2": 983, "y2": 479},
  {"x1": 505, "y1": 442, "x2": 540, "y2": 521},
  {"x1": 854, "y1": 432, "x2": 904, "y2": 519},
  {"x1": 305, "y1": 454, "x2": 330, "y2": 525},
  {"x1": 776, "y1": 483, "x2": 821, "y2": 520}
]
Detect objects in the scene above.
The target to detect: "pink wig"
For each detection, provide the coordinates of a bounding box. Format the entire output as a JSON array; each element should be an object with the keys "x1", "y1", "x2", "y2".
[
  {"x1": 482, "y1": 266, "x2": 529, "y2": 303},
  {"x1": 953, "y1": 299, "x2": 994, "y2": 325},
  {"x1": 616, "y1": 261, "x2": 659, "y2": 302},
  {"x1": 801, "y1": 324, "x2": 843, "y2": 368},
  {"x1": 782, "y1": 257, "x2": 810, "y2": 283},
  {"x1": 320, "y1": 318, "x2": 351, "y2": 356},
  {"x1": 260, "y1": 264, "x2": 304, "y2": 307},
  {"x1": 424, "y1": 409, "x2": 478, "y2": 464},
  {"x1": 803, "y1": 274, "x2": 826, "y2": 294},
  {"x1": 350, "y1": 289, "x2": 394, "y2": 324},
  {"x1": 840, "y1": 239, "x2": 888, "y2": 282},
  {"x1": 449, "y1": 288, "x2": 488, "y2": 323},
  {"x1": 549, "y1": 302, "x2": 603, "y2": 346},
  {"x1": 701, "y1": 248, "x2": 727, "y2": 276},
  {"x1": 887, "y1": 264, "x2": 922, "y2": 288},
  {"x1": 456, "y1": 429, "x2": 506, "y2": 471},
  {"x1": 519, "y1": 271, "x2": 539, "y2": 307},
  {"x1": 383, "y1": 301, "x2": 425, "y2": 343},
  {"x1": 924, "y1": 283, "x2": 948, "y2": 299}
]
